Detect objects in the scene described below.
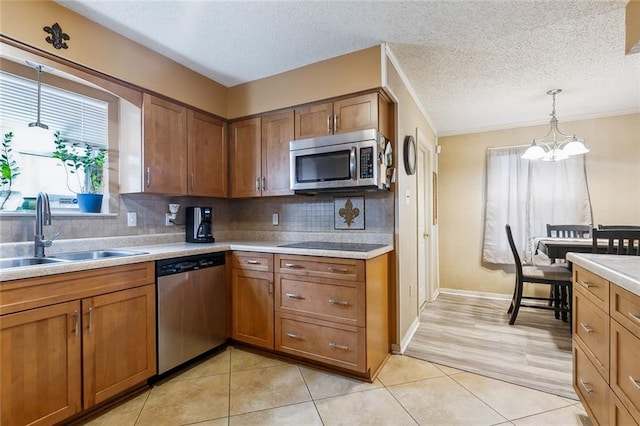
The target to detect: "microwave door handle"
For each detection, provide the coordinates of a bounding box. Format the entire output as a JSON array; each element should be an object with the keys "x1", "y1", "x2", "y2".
[{"x1": 350, "y1": 147, "x2": 357, "y2": 180}]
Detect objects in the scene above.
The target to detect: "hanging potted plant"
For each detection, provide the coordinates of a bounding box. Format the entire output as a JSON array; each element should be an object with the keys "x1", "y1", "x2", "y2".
[
  {"x1": 52, "y1": 131, "x2": 107, "y2": 213},
  {"x1": 1, "y1": 131, "x2": 22, "y2": 211}
]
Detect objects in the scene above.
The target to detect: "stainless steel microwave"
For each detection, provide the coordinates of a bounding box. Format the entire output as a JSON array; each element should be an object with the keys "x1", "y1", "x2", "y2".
[{"x1": 289, "y1": 128, "x2": 392, "y2": 194}]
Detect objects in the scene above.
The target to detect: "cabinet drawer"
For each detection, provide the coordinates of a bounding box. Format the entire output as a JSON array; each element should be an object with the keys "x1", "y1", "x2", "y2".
[
  {"x1": 611, "y1": 320, "x2": 640, "y2": 423},
  {"x1": 276, "y1": 275, "x2": 364, "y2": 326},
  {"x1": 611, "y1": 391, "x2": 640, "y2": 426},
  {"x1": 611, "y1": 285, "x2": 640, "y2": 340},
  {"x1": 574, "y1": 340, "x2": 610, "y2": 426},
  {"x1": 275, "y1": 254, "x2": 363, "y2": 281},
  {"x1": 275, "y1": 312, "x2": 366, "y2": 373},
  {"x1": 574, "y1": 289, "x2": 609, "y2": 380},
  {"x1": 232, "y1": 251, "x2": 273, "y2": 272},
  {"x1": 574, "y1": 265, "x2": 610, "y2": 312}
]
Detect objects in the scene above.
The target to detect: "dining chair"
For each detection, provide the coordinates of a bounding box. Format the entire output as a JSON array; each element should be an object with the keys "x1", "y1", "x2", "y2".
[
  {"x1": 592, "y1": 228, "x2": 640, "y2": 256},
  {"x1": 546, "y1": 224, "x2": 591, "y2": 238},
  {"x1": 597, "y1": 224, "x2": 640, "y2": 230},
  {"x1": 505, "y1": 224, "x2": 573, "y2": 325}
]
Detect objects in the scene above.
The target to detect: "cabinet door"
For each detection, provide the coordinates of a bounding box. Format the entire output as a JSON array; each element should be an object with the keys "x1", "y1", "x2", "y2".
[
  {"x1": 188, "y1": 110, "x2": 227, "y2": 197},
  {"x1": 294, "y1": 102, "x2": 333, "y2": 139},
  {"x1": 1, "y1": 301, "x2": 81, "y2": 426},
  {"x1": 142, "y1": 93, "x2": 187, "y2": 194},
  {"x1": 229, "y1": 117, "x2": 262, "y2": 198},
  {"x1": 231, "y1": 268, "x2": 274, "y2": 349},
  {"x1": 262, "y1": 111, "x2": 294, "y2": 197},
  {"x1": 82, "y1": 285, "x2": 156, "y2": 408},
  {"x1": 334, "y1": 93, "x2": 378, "y2": 134}
]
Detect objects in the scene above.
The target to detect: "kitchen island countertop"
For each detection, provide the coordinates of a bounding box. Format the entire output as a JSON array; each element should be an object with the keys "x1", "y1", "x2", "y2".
[
  {"x1": 566, "y1": 252, "x2": 640, "y2": 296},
  {"x1": 0, "y1": 241, "x2": 393, "y2": 282}
]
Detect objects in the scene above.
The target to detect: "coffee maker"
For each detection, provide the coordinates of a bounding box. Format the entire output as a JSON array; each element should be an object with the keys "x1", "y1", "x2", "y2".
[{"x1": 186, "y1": 207, "x2": 215, "y2": 243}]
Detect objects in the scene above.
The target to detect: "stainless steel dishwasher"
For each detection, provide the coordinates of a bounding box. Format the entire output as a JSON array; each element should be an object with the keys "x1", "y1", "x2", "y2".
[{"x1": 156, "y1": 252, "x2": 226, "y2": 375}]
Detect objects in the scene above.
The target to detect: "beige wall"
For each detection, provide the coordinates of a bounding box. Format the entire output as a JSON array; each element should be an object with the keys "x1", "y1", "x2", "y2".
[
  {"x1": 438, "y1": 113, "x2": 640, "y2": 295},
  {"x1": 0, "y1": 0, "x2": 227, "y2": 116},
  {"x1": 384, "y1": 55, "x2": 437, "y2": 348},
  {"x1": 228, "y1": 46, "x2": 382, "y2": 118}
]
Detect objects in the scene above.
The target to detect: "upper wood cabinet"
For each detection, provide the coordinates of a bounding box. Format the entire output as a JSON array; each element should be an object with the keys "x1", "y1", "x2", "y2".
[
  {"x1": 138, "y1": 93, "x2": 227, "y2": 196},
  {"x1": 294, "y1": 92, "x2": 392, "y2": 140},
  {"x1": 142, "y1": 94, "x2": 188, "y2": 194},
  {"x1": 188, "y1": 110, "x2": 227, "y2": 197},
  {"x1": 229, "y1": 111, "x2": 294, "y2": 198}
]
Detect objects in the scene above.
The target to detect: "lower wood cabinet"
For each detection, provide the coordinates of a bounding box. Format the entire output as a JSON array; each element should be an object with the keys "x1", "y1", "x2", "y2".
[
  {"x1": 230, "y1": 251, "x2": 390, "y2": 381},
  {"x1": 0, "y1": 263, "x2": 156, "y2": 426},
  {"x1": 572, "y1": 265, "x2": 640, "y2": 426},
  {"x1": 231, "y1": 252, "x2": 274, "y2": 349}
]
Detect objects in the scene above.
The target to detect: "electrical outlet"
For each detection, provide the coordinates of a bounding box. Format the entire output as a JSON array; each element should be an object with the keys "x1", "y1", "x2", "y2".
[
  {"x1": 165, "y1": 213, "x2": 174, "y2": 226},
  {"x1": 127, "y1": 212, "x2": 137, "y2": 227},
  {"x1": 272, "y1": 212, "x2": 279, "y2": 226}
]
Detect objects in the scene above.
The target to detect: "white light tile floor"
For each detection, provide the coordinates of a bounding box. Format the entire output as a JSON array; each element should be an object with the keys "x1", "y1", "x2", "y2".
[{"x1": 84, "y1": 346, "x2": 591, "y2": 426}]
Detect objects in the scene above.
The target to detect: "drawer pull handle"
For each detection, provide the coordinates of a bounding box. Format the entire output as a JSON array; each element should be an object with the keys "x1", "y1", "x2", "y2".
[
  {"x1": 329, "y1": 299, "x2": 349, "y2": 306},
  {"x1": 630, "y1": 376, "x2": 640, "y2": 391},
  {"x1": 284, "y1": 263, "x2": 303, "y2": 269},
  {"x1": 286, "y1": 332, "x2": 303, "y2": 340},
  {"x1": 579, "y1": 379, "x2": 593, "y2": 394},
  {"x1": 579, "y1": 322, "x2": 594, "y2": 334},
  {"x1": 628, "y1": 312, "x2": 640, "y2": 325},
  {"x1": 72, "y1": 310, "x2": 79, "y2": 336},
  {"x1": 244, "y1": 260, "x2": 260, "y2": 265},
  {"x1": 328, "y1": 267, "x2": 348, "y2": 273},
  {"x1": 286, "y1": 293, "x2": 305, "y2": 300},
  {"x1": 578, "y1": 281, "x2": 593, "y2": 289},
  {"x1": 329, "y1": 342, "x2": 349, "y2": 351}
]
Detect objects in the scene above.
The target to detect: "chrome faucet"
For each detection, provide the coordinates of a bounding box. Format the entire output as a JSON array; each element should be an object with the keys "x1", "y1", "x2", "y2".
[{"x1": 34, "y1": 192, "x2": 59, "y2": 257}]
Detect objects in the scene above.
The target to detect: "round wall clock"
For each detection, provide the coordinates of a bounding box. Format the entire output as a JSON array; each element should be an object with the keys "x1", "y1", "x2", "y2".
[{"x1": 403, "y1": 135, "x2": 416, "y2": 175}]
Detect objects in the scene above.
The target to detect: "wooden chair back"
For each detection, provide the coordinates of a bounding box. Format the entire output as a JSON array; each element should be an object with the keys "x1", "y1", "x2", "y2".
[
  {"x1": 546, "y1": 224, "x2": 591, "y2": 238},
  {"x1": 505, "y1": 224, "x2": 524, "y2": 279},
  {"x1": 597, "y1": 224, "x2": 640, "y2": 230},
  {"x1": 592, "y1": 228, "x2": 640, "y2": 256}
]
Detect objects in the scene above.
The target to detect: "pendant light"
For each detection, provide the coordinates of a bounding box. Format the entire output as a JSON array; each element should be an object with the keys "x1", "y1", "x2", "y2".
[
  {"x1": 521, "y1": 89, "x2": 589, "y2": 162},
  {"x1": 22, "y1": 61, "x2": 52, "y2": 144}
]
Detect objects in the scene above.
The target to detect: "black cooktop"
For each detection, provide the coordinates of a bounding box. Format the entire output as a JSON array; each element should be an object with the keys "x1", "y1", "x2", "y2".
[{"x1": 277, "y1": 241, "x2": 388, "y2": 252}]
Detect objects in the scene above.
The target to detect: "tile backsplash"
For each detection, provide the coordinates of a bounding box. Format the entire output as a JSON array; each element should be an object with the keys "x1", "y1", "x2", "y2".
[{"x1": 0, "y1": 192, "x2": 394, "y2": 246}]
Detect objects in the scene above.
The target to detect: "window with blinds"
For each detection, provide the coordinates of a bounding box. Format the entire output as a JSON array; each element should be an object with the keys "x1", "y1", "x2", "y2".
[{"x1": 0, "y1": 70, "x2": 110, "y2": 208}]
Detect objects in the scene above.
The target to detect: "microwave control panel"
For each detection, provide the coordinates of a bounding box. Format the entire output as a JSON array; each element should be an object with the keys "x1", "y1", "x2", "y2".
[{"x1": 360, "y1": 147, "x2": 374, "y2": 179}]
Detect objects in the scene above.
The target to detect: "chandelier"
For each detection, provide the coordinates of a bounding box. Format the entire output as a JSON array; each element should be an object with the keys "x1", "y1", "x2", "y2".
[{"x1": 521, "y1": 89, "x2": 589, "y2": 162}]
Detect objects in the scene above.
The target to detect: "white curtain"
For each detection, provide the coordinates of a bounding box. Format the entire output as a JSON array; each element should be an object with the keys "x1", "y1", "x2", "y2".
[{"x1": 482, "y1": 146, "x2": 592, "y2": 265}]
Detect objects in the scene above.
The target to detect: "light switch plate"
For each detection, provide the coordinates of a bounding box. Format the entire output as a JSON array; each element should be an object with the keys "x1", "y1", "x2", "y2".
[
  {"x1": 272, "y1": 212, "x2": 279, "y2": 226},
  {"x1": 127, "y1": 212, "x2": 137, "y2": 227}
]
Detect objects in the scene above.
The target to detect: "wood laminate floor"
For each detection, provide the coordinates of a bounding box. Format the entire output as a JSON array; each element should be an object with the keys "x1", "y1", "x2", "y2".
[{"x1": 405, "y1": 292, "x2": 577, "y2": 400}]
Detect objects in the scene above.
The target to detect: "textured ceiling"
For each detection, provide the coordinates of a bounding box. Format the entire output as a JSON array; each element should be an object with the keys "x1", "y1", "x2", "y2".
[{"x1": 56, "y1": 0, "x2": 640, "y2": 136}]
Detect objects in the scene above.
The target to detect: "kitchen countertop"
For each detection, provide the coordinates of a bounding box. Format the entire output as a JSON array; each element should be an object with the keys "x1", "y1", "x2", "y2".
[
  {"x1": 0, "y1": 241, "x2": 394, "y2": 282},
  {"x1": 567, "y1": 252, "x2": 640, "y2": 296}
]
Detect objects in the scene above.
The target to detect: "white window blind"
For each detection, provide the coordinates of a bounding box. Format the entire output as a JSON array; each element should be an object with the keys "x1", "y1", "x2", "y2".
[{"x1": 0, "y1": 71, "x2": 108, "y2": 147}]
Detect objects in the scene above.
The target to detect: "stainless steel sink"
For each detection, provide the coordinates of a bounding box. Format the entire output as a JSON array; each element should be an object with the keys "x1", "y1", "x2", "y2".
[
  {"x1": 0, "y1": 257, "x2": 70, "y2": 269},
  {"x1": 51, "y1": 249, "x2": 148, "y2": 261}
]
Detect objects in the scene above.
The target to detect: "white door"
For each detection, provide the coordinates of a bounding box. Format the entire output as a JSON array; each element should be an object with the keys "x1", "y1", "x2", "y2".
[{"x1": 417, "y1": 131, "x2": 434, "y2": 308}]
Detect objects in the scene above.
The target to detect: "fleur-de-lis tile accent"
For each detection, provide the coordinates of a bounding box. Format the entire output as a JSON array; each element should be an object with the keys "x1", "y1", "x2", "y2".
[
  {"x1": 339, "y1": 198, "x2": 360, "y2": 227},
  {"x1": 44, "y1": 23, "x2": 70, "y2": 50}
]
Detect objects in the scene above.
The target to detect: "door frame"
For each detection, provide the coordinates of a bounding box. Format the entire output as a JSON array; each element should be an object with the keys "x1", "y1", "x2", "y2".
[{"x1": 416, "y1": 128, "x2": 437, "y2": 308}]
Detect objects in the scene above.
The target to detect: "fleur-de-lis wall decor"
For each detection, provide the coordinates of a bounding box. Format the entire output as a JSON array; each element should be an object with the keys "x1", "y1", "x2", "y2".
[
  {"x1": 339, "y1": 198, "x2": 360, "y2": 227},
  {"x1": 44, "y1": 23, "x2": 70, "y2": 49}
]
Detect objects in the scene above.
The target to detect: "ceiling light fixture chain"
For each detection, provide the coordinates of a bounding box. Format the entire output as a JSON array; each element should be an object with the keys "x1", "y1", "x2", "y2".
[{"x1": 521, "y1": 89, "x2": 589, "y2": 162}]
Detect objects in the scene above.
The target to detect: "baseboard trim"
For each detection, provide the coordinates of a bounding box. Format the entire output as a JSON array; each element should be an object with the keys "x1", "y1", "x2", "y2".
[
  {"x1": 438, "y1": 288, "x2": 510, "y2": 301},
  {"x1": 395, "y1": 316, "x2": 421, "y2": 354}
]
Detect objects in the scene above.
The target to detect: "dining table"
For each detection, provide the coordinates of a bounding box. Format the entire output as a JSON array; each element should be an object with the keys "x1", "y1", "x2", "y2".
[{"x1": 535, "y1": 237, "x2": 608, "y2": 261}]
